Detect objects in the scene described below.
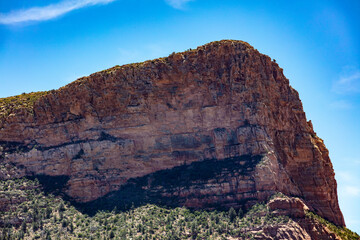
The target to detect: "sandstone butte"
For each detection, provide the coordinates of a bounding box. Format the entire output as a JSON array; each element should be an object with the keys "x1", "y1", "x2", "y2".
[{"x1": 0, "y1": 40, "x2": 345, "y2": 229}]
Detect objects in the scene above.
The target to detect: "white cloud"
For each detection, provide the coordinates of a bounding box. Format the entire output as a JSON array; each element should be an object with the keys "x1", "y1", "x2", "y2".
[
  {"x1": 337, "y1": 171, "x2": 358, "y2": 182},
  {"x1": 337, "y1": 171, "x2": 353, "y2": 182},
  {"x1": 165, "y1": 0, "x2": 193, "y2": 9},
  {"x1": 0, "y1": 0, "x2": 116, "y2": 25},
  {"x1": 333, "y1": 69, "x2": 360, "y2": 94},
  {"x1": 337, "y1": 171, "x2": 360, "y2": 196},
  {"x1": 344, "y1": 186, "x2": 360, "y2": 196},
  {"x1": 0, "y1": 0, "x2": 194, "y2": 24}
]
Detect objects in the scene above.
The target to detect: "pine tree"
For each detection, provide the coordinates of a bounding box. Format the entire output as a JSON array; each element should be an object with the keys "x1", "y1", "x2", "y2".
[
  {"x1": 228, "y1": 207, "x2": 236, "y2": 222},
  {"x1": 21, "y1": 221, "x2": 27, "y2": 233}
]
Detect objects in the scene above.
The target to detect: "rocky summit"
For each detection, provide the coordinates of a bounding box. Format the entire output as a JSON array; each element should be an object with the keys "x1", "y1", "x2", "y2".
[{"x1": 0, "y1": 40, "x2": 346, "y2": 233}]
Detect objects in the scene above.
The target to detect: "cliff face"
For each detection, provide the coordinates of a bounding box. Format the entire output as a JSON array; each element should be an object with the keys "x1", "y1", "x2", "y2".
[{"x1": 0, "y1": 40, "x2": 344, "y2": 226}]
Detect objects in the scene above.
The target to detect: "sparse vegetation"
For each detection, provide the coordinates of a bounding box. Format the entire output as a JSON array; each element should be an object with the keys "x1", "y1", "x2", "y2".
[
  {"x1": 1, "y1": 175, "x2": 359, "y2": 239},
  {"x1": 0, "y1": 91, "x2": 50, "y2": 120},
  {"x1": 306, "y1": 212, "x2": 360, "y2": 240},
  {"x1": 0, "y1": 176, "x2": 296, "y2": 240}
]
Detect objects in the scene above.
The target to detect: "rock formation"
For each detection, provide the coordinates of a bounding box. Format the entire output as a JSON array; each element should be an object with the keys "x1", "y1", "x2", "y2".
[{"x1": 0, "y1": 40, "x2": 344, "y2": 227}]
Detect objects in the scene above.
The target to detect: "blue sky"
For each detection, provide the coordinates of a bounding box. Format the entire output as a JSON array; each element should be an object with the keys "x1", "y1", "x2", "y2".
[{"x1": 1, "y1": 0, "x2": 359, "y2": 233}]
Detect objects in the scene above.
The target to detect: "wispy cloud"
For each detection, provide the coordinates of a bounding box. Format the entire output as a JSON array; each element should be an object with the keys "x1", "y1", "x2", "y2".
[
  {"x1": 337, "y1": 171, "x2": 360, "y2": 196},
  {"x1": 0, "y1": 0, "x2": 116, "y2": 25},
  {"x1": 344, "y1": 186, "x2": 360, "y2": 196},
  {"x1": 117, "y1": 43, "x2": 171, "y2": 65},
  {"x1": 329, "y1": 100, "x2": 353, "y2": 110},
  {"x1": 333, "y1": 68, "x2": 360, "y2": 94},
  {"x1": 337, "y1": 171, "x2": 358, "y2": 182},
  {"x1": 165, "y1": 0, "x2": 193, "y2": 9}
]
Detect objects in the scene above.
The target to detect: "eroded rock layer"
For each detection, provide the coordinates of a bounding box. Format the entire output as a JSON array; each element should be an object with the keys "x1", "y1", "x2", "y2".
[{"x1": 0, "y1": 40, "x2": 344, "y2": 226}]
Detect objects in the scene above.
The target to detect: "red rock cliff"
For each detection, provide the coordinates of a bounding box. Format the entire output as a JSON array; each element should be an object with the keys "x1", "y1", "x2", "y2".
[{"x1": 0, "y1": 40, "x2": 344, "y2": 226}]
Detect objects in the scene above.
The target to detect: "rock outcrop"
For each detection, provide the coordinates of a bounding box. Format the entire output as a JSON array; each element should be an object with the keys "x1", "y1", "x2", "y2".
[
  {"x1": 268, "y1": 197, "x2": 309, "y2": 218},
  {"x1": 0, "y1": 40, "x2": 344, "y2": 226}
]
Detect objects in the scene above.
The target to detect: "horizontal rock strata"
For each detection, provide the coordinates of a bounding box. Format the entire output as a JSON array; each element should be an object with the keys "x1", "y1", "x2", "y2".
[{"x1": 0, "y1": 40, "x2": 344, "y2": 226}]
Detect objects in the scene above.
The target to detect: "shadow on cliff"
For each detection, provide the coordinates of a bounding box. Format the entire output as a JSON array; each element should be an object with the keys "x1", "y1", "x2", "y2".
[
  {"x1": 30, "y1": 154, "x2": 263, "y2": 216},
  {"x1": 77, "y1": 154, "x2": 262, "y2": 215},
  {"x1": 26, "y1": 174, "x2": 70, "y2": 196}
]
